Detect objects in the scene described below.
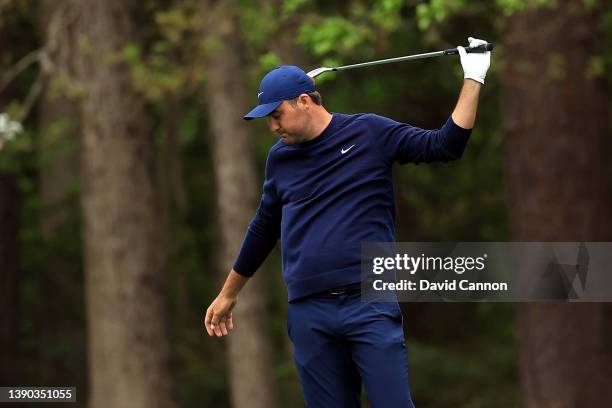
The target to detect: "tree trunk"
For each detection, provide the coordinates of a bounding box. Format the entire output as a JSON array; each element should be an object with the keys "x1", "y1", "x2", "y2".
[
  {"x1": 202, "y1": 2, "x2": 280, "y2": 408},
  {"x1": 0, "y1": 174, "x2": 20, "y2": 386},
  {"x1": 37, "y1": 0, "x2": 86, "y2": 389},
  {"x1": 72, "y1": 1, "x2": 177, "y2": 407},
  {"x1": 39, "y1": 0, "x2": 80, "y2": 238},
  {"x1": 502, "y1": 2, "x2": 612, "y2": 407},
  {"x1": 159, "y1": 95, "x2": 187, "y2": 227},
  {"x1": 159, "y1": 95, "x2": 190, "y2": 325}
]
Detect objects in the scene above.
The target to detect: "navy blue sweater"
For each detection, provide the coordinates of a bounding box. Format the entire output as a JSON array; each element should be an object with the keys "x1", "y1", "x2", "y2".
[{"x1": 233, "y1": 113, "x2": 471, "y2": 301}]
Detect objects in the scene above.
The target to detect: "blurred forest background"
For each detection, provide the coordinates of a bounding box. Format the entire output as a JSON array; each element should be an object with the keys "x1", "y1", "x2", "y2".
[{"x1": 1, "y1": 0, "x2": 612, "y2": 407}]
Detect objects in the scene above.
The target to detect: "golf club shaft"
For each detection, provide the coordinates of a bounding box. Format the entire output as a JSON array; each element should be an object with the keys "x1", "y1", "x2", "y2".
[{"x1": 333, "y1": 43, "x2": 493, "y2": 73}]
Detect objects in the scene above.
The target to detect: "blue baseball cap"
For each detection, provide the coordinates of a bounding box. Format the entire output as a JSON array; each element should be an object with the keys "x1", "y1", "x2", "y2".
[{"x1": 243, "y1": 65, "x2": 315, "y2": 120}]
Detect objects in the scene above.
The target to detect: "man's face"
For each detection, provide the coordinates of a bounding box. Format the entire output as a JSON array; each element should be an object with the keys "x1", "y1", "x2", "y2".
[{"x1": 267, "y1": 98, "x2": 310, "y2": 145}]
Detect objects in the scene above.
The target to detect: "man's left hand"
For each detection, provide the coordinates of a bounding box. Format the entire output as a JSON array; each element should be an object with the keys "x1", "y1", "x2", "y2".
[{"x1": 458, "y1": 37, "x2": 491, "y2": 85}]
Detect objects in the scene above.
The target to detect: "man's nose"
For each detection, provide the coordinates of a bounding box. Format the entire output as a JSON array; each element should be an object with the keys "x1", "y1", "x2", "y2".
[{"x1": 268, "y1": 117, "x2": 280, "y2": 133}]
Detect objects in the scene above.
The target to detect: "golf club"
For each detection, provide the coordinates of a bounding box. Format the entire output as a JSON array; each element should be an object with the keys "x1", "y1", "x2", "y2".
[{"x1": 307, "y1": 42, "x2": 493, "y2": 78}]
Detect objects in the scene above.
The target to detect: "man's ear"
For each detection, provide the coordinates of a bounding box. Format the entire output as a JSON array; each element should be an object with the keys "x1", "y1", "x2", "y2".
[{"x1": 298, "y1": 93, "x2": 310, "y2": 109}]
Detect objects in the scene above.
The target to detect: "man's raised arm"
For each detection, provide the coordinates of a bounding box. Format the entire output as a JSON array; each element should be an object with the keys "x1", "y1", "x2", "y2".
[
  {"x1": 451, "y1": 79, "x2": 481, "y2": 129},
  {"x1": 452, "y1": 36, "x2": 490, "y2": 129}
]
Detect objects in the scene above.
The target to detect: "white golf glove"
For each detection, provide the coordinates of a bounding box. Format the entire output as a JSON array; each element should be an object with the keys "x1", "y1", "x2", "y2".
[{"x1": 457, "y1": 37, "x2": 490, "y2": 84}]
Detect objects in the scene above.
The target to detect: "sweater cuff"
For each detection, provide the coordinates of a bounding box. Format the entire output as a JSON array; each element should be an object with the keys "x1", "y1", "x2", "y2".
[
  {"x1": 233, "y1": 229, "x2": 277, "y2": 277},
  {"x1": 443, "y1": 116, "x2": 472, "y2": 158}
]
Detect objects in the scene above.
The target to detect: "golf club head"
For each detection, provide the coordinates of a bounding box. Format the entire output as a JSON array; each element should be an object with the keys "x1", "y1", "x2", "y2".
[{"x1": 306, "y1": 67, "x2": 335, "y2": 78}]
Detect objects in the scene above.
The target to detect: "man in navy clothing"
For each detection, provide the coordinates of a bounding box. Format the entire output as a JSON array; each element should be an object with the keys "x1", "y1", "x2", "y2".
[{"x1": 205, "y1": 37, "x2": 491, "y2": 407}]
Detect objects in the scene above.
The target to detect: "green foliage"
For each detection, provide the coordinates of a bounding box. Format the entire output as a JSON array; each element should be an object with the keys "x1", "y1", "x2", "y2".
[
  {"x1": 48, "y1": 75, "x2": 85, "y2": 100},
  {"x1": 371, "y1": 0, "x2": 405, "y2": 30},
  {"x1": 495, "y1": 0, "x2": 557, "y2": 15},
  {"x1": 114, "y1": 1, "x2": 205, "y2": 101},
  {"x1": 259, "y1": 51, "x2": 283, "y2": 72},
  {"x1": 298, "y1": 17, "x2": 374, "y2": 56},
  {"x1": 237, "y1": 1, "x2": 278, "y2": 51},
  {"x1": 155, "y1": 5, "x2": 198, "y2": 44},
  {"x1": 0, "y1": 125, "x2": 33, "y2": 174},
  {"x1": 294, "y1": 1, "x2": 415, "y2": 62},
  {"x1": 585, "y1": 55, "x2": 605, "y2": 79},
  {"x1": 413, "y1": 0, "x2": 559, "y2": 26},
  {"x1": 126, "y1": 44, "x2": 187, "y2": 100},
  {"x1": 282, "y1": 0, "x2": 309, "y2": 18},
  {"x1": 416, "y1": 0, "x2": 466, "y2": 30}
]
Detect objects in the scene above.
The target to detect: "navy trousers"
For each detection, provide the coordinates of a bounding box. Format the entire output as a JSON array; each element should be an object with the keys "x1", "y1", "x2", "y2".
[{"x1": 287, "y1": 291, "x2": 416, "y2": 408}]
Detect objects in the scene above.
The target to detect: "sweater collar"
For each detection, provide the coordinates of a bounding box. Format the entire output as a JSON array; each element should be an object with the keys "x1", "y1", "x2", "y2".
[{"x1": 296, "y1": 113, "x2": 339, "y2": 148}]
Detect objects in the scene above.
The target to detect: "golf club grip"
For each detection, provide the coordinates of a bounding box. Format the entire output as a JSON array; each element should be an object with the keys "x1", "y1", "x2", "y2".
[{"x1": 443, "y1": 43, "x2": 494, "y2": 55}]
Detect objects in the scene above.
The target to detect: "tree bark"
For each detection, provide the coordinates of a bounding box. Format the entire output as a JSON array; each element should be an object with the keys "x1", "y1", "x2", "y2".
[
  {"x1": 159, "y1": 95, "x2": 190, "y2": 324},
  {"x1": 502, "y1": 2, "x2": 612, "y2": 407},
  {"x1": 72, "y1": 1, "x2": 177, "y2": 407},
  {"x1": 39, "y1": 0, "x2": 80, "y2": 238},
  {"x1": 36, "y1": 0, "x2": 87, "y2": 388},
  {"x1": 0, "y1": 174, "x2": 20, "y2": 386},
  {"x1": 159, "y1": 95, "x2": 187, "y2": 233},
  {"x1": 202, "y1": 2, "x2": 280, "y2": 408}
]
